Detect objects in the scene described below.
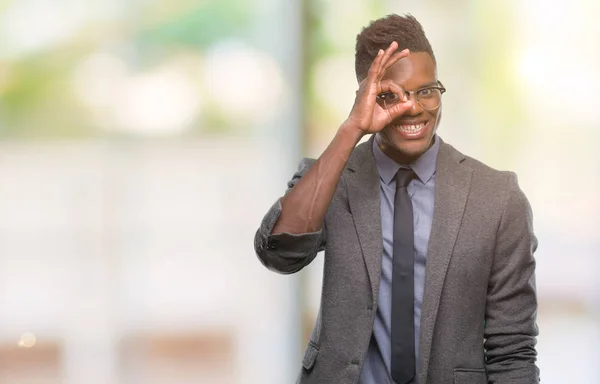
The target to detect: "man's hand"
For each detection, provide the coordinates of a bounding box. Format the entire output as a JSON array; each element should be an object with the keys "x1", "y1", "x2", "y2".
[{"x1": 344, "y1": 41, "x2": 414, "y2": 135}]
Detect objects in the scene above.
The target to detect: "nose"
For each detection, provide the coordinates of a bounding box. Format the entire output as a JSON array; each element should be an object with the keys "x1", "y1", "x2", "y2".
[{"x1": 405, "y1": 93, "x2": 423, "y2": 115}]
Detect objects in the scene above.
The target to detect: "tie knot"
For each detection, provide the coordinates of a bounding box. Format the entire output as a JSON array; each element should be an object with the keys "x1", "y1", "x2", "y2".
[{"x1": 395, "y1": 168, "x2": 415, "y2": 188}]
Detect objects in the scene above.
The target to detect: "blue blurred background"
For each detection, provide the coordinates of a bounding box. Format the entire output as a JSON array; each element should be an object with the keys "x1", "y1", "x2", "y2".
[{"x1": 0, "y1": 0, "x2": 598, "y2": 383}]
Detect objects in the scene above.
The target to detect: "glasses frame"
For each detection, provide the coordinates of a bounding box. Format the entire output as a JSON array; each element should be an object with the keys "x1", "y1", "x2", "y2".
[{"x1": 377, "y1": 81, "x2": 447, "y2": 111}]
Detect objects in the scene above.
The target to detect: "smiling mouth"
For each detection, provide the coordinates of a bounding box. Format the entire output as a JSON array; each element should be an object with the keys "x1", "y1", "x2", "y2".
[{"x1": 393, "y1": 121, "x2": 428, "y2": 134}]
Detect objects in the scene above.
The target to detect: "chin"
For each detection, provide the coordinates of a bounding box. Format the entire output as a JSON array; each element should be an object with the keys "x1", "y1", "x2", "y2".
[
  {"x1": 381, "y1": 126, "x2": 435, "y2": 162},
  {"x1": 393, "y1": 139, "x2": 431, "y2": 159}
]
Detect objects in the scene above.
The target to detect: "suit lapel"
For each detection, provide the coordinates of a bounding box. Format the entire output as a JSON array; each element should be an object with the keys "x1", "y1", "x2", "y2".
[
  {"x1": 418, "y1": 140, "x2": 473, "y2": 384},
  {"x1": 346, "y1": 137, "x2": 383, "y2": 304}
]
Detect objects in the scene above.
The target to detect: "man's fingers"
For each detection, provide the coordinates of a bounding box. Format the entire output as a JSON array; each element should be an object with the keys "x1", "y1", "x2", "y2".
[
  {"x1": 377, "y1": 41, "x2": 398, "y2": 74},
  {"x1": 365, "y1": 49, "x2": 385, "y2": 85},
  {"x1": 378, "y1": 80, "x2": 413, "y2": 117},
  {"x1": 382, "y1": 48, "x2": 410, "y2": 73},
  {"x1": 366, "y1": 41, "x2": 401, "y2": 86},
  {"x1": 387, "y1": 99, "x2": 415, "y2": 119},
  {"x1": 379, "y1": 80, "x2": 408, "y2": 102},
  {"x1": 373, "y1": 95, "x2": 414, "y2": 129}
]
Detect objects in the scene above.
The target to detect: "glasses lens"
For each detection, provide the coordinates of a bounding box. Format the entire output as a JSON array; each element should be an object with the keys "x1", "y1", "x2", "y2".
[
  {"x1": 417, "y1": 88, "x2": 442, "y2": 110},
  {"x1": 378, "y1": 92, "x2": 401, "y2": 109}
]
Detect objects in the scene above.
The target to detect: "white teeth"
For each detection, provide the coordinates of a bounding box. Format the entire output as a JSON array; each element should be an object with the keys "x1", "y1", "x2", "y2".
[{"x1": 396, "y1": 122, "x2": 426, "y2": 133}]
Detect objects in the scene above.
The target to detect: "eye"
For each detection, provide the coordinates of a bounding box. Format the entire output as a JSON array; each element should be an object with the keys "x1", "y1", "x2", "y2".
[
  {"x1": 417, "y1": 88, "x2": 434, "y2": 97},
  {"x1": 377, "y1": 92, "x2": 400, "y2": 103}
]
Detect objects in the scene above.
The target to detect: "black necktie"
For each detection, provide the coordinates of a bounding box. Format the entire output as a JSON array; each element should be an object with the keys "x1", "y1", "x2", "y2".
[{"x1": 391, "y1": 168, "x2": 416, "y2": 384}]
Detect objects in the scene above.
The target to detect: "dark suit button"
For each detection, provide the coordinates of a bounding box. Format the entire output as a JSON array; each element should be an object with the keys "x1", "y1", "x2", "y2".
[
  {"x1": 351, "y1": 358, "x2": 360, "y2": 365},
  {"x1": 367, "y1": 304, "x2": 373, "y2": 310}
]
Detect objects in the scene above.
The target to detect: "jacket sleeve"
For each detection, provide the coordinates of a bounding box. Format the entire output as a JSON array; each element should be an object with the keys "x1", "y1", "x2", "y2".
[
  {"x1": 253, "y1": 158, "x2": 326, "y2": 274},
  {"x1": 484, "y1": 172, "x2": 540, "y2": 383}
]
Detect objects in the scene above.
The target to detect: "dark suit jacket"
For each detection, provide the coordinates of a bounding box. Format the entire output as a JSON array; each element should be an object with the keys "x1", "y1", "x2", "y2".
[{"x1": 254, "y1": 136, "x2": 540, "y2": 384}]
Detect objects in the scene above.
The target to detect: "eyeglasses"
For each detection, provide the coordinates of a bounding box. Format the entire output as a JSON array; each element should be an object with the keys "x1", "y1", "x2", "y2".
[{"x1": 376, "y1": 81, "x2": 446, "y2": 111}]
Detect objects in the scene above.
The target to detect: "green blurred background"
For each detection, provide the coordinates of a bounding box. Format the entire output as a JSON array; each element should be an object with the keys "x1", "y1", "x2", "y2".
[{"x1": 0, "y1": 0, "x2": 598, "y2": 383}]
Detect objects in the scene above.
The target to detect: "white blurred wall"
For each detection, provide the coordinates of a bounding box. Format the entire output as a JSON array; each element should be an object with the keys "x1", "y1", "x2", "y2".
[{"x1": 0, "y1": 138, "x2": 299, "y2": 384}]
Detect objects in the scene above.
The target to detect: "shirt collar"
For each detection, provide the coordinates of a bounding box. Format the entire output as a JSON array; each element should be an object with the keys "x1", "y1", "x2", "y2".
[{"x1": 372, "y1": 134, "x2": 440, "y2": 185}]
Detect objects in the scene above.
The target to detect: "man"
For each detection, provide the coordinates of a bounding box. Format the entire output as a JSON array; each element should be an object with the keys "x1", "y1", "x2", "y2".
[{"x1": 254, "y1": 14, "x2": 539, "y2": 384}]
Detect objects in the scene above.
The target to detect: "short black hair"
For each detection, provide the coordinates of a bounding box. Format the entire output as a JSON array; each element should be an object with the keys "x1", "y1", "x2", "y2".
[{"x1": 355, "y1": 14, "x2": 435, "y2": 82}]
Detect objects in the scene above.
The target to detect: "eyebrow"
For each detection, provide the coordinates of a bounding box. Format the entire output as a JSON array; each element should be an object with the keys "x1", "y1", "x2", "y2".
[
  {"x1": 379, "y1": 81, "x2": 440, "y2": 95},
  {"x1": 412, "y1": 81, "x2": 439, "y2": 90}
]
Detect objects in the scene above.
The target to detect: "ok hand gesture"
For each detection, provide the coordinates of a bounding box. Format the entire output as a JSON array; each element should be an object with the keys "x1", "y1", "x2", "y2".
[{"x1": 345, "y1": 41, "x2": 414, "y2": 134}]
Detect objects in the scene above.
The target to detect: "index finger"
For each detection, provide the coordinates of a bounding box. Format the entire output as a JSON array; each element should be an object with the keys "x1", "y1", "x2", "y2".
[
  {"x1": 381, "y1": 48, "x2": 410, "y2": 73},
  {"x1": 364, "y1": 48, "x2": 387, "y2": 86},
  {"x1": 379, "y1": 80, "x2": 409, "y2": 103},
  {"x1": 365, "y1": 41, "x2": 398, "y2": 86},
  {"x1": 377, "y1": 41, "x2": 399, "y2": 74}
]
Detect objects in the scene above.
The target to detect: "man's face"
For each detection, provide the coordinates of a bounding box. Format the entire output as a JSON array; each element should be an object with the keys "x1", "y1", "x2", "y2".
[{"x1": 377, "y1": 52, "x2": 441, "y2": 162}]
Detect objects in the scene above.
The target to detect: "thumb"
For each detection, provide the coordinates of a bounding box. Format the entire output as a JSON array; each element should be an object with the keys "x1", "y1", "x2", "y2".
[{"x1": 387, "y1": 100, "x2": 415, "y2": 120}]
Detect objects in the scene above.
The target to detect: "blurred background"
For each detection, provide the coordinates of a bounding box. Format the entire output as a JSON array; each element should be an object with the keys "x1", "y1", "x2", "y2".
[{"x1": 0, "y1": 0, "x2": 598, "y2": 383}]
